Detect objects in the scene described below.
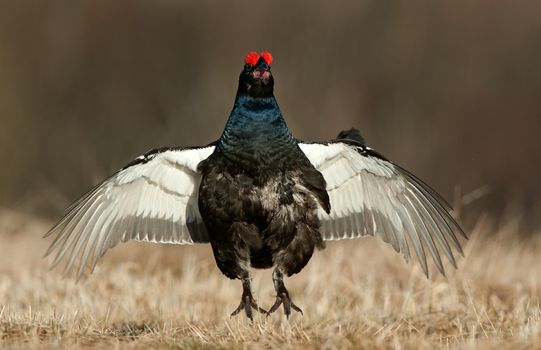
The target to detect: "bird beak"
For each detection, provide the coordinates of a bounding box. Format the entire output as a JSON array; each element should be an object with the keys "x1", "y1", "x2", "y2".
[{"x1": 252, "y1": 68, "x2": 271, "y2": 84}]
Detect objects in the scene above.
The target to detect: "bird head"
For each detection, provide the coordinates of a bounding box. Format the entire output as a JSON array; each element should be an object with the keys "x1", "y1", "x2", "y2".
[{"x1": 238, "y1": 51, "x2": 274, "y2": 98}]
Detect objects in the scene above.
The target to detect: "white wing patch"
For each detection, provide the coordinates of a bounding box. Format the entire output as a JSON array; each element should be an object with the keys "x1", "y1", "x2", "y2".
[
  {"x1": 45, "y1": 146, "x2": 215, "y2": 278},
  {"x1": 299, "y1": 142, "x2": 465, "y2": 277}
]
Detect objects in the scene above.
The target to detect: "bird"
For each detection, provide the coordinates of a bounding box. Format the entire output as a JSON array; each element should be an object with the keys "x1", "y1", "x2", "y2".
[{"x1": 44, "y1": 51, "x2": 466, "y2": 320}]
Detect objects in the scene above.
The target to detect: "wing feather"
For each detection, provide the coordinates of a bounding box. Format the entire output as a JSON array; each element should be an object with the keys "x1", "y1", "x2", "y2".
[
  {"x1": 300, "y1": 142, "x2": 466, "y2": 277},
  {"x1": 45, "y1": 146, "x2": 215, "y2": 278}
]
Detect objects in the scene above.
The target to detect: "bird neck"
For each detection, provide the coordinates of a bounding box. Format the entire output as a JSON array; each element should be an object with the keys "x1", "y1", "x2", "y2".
[{"x1": 218, "y1": 93, "x2": 296, "y2": 152}]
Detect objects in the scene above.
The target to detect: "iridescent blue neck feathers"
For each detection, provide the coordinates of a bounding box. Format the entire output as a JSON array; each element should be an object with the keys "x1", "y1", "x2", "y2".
[{"x1": 218, "y1": 94, "x2": 295, "y2": 152}]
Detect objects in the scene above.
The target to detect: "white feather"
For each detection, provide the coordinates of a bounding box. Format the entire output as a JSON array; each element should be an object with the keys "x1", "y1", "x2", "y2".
[
  {"x1": 299, "y1": 142, "x2": 464, "y2": 277},
  {"x1": 45, "y1": 146, "x2": 215, "y2": 277}
]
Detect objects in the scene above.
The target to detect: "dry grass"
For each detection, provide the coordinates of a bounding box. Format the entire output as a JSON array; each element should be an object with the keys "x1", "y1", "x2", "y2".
[{"x1": 0, "y1": 210, "x2": 539, "y2": 349}]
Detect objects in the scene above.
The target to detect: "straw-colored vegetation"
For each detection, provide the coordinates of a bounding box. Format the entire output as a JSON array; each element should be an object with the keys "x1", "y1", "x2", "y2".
[{"x1": 0, "y1": 209, "x2": 539, "y2": 349}]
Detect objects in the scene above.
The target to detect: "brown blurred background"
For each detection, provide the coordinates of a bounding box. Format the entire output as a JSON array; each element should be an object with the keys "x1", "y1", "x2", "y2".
[{"x1": 0, "y1": 1, "x2": 540, "y2": 229}]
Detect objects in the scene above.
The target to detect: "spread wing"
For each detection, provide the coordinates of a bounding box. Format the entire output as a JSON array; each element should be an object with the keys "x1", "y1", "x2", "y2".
[
  {"x1": 44, "y1": 145, "x2": 215, "y2": 278},
  {"x1": 299, "y1": 141, "x2": 466, "y2": 277}
]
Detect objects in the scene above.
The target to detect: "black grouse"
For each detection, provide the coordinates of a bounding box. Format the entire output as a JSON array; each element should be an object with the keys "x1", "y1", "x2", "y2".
[{"x1": 45, "y1": 51, "x2": 466, "y2": 320}]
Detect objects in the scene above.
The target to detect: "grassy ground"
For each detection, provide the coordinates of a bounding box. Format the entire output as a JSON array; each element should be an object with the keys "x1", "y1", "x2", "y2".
[{"x1": 0, "y1": 209, "x2": 539, "y2": 349}]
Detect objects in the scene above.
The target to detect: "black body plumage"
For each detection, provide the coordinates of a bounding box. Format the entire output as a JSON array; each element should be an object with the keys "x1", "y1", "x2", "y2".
[{"x1": 198, "y1": 94, "x2": 329, "y2": 281}]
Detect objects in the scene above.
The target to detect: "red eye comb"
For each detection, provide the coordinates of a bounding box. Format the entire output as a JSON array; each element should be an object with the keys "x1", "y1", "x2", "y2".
[
  {"x1": 244, "y1": 52, "x2": 260, "y2": 66},
  {"x1": 260, "y1": 52, "x2": 273, "y2": 65},
  {"x1": 244, "y1": 51, "x2": 273, "y2": 66}
]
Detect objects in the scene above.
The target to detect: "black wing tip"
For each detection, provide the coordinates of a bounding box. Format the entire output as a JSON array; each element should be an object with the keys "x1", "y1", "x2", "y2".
[
  {"x1": 439, "y1": 267, "x2": 446, "y2": 277},
  {"x1": 456, "y1": 225, "x2": 469, "y2": 240},
  {"x1": 43, "y1": 229, "x2": 61, "y2": 257},
  {"x1": 421, "y1": 266, "x2": 429, "y2": 279},
  {"x1": 43, "y1": 228, "x2": 55, "y2": 239},
  {"x1": 421, "y1": 265, "x2": 449, "y2": 279}
]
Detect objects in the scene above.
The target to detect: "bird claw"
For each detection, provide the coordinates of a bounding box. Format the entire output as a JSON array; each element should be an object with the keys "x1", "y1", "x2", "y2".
[
  {"x1": 267, "y1": 292, "x2": 303, "y2": 318},
  {"x1": 230, "y1": 295, "x2": 267, "y2": 320}
]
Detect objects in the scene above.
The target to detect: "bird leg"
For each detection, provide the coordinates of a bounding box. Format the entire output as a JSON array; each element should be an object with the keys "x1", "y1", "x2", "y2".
[
  {"x1": 230, "y1": 276, "x2": 267, "y2": 320},
  {"x1": 267, "y1": 269, "x2": 303, "y2": 318}
]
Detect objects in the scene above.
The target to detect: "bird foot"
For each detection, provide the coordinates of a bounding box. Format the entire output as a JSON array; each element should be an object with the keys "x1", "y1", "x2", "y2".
[
  {"x1": 230, "y1": 294, "x2": 267, "y2": 320},
  {"x1": 267, "y1": 291, "x2": 303, "y2": 318}
]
